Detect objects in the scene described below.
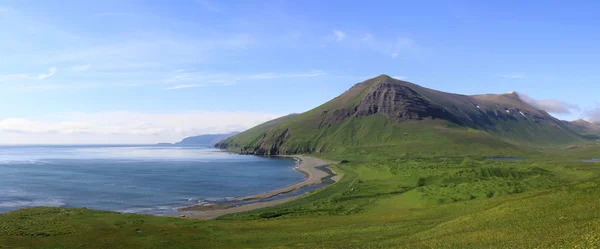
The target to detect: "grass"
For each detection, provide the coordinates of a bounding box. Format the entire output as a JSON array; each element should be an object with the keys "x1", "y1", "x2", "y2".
[{"x1": 2, "y1": 146, "x2": 600, "y2": 248}]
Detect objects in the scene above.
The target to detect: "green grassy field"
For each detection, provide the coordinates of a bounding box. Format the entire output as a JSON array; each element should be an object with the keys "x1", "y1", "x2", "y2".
[{"x1": 1, "y1": 144, "x2": 599, "y2": 248}]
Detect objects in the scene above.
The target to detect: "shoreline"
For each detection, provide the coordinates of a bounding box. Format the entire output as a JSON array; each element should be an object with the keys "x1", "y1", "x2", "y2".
[{"x1": 175, "y1": 155, "x2": 338, "y2": 220}]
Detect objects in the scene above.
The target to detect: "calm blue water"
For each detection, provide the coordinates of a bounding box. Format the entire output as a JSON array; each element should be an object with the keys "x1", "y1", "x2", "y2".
[
  {"x1": 582, "y1": 158, "x2": 599, "y2": 163},
  {"x1": 0, "y1": 145, "x2": 302, "y2": 215}
]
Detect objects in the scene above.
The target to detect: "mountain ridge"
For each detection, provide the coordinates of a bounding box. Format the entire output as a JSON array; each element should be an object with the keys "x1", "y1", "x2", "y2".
[
  {"x1": 563, "y1": 119, "x2": 600, "y2": 139},
  {"x1": 217, "y1": 75, "x2": 587, "y2": 155},
  {"x1": 160, "y1": 132, "x2": 240, "y2": 146}
]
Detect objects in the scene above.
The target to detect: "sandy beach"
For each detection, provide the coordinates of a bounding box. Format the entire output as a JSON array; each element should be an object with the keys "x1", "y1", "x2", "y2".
[{"x1": 176, "y1": 155, "x2": 338, "y2": 220}]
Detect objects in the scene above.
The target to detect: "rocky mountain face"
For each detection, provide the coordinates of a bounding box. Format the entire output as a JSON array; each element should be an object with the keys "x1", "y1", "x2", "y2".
[
  {"x1": 323, "y1": 81, "x2": 460, "y2": 126},
  {"x1": 217, "y1": 75, "x2": 586, "y2": 155}
]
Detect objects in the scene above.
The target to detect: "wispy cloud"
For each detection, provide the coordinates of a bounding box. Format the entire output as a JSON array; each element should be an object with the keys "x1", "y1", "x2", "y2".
[
  {"x1": 333, "y1": 30, "x2": 346, "y2": 41},
  {"x1": 585, "y1": 106, "x2": 600, "y2": 123},
  {"x1": 498, "y1": 73, "x2": 525, "y2": 79},
  {"x1": 391, "y1": 75, "x2": 407, "y2": 80},
  {"x1": 164, "y1": 84, "x2": 206, "y2": 90},
  {"x1": 68, "y1": 64, "x2": 91, "y2": 72},
  {"x1": 35, "y1": 35, "x2": 255, "y2": 70},
  {"x1": 0, "y1": 67, "x2": 58, "y2": 81},
  {"x1": 91, "y1": 12, "x2": 142, "y2": 19},
  {"x1": 164, "y1": 72, "x2": 236, "y2": 84},
  {"x1": 163, "y1": 70, "x2": 326, "y2": 90},
  {"x1": 36, "y1": 67, "x2": 57, "y2": 79},
  {"x1": 196, "y1": 0, "x2": 223, "y2": 13},
  {"x1": 247, "y1": 70, "x2": 326, "y2": 80},
  {"x1": 325, "y1": 30, "x2": 423, "y2": 58},
  {"x1": 344, "y1": 32, "x2": 420, "y2": 58},
  {"x1": 518, "y1": 93, "x2": 580, "y2": 114},
  {"x1": 0, "y1": 8, "x2": 9, "y2": 12}
]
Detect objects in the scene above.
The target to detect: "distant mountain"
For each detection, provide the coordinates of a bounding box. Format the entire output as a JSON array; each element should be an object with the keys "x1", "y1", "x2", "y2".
[
  {"x1": 171, "y1": 132, "x2": 240, "y2": 146},
  {"x1": 563, "y1": 119, "x2": 600, "y2": 139},
  {"x1": 217, "y1": 74, "x2": 587, "y2": 155}
]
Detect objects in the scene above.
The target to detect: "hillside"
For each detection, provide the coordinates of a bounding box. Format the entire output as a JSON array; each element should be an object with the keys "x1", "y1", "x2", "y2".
[
  {"x1": 217, "y1": 74, "x2": 584, "y2": 155},
  {"x1": 174, "y1": 132, "x2": 239, "y2": 146},
  {"x1": 563, "y1": 119, "x2": 600, "y2": 139}
]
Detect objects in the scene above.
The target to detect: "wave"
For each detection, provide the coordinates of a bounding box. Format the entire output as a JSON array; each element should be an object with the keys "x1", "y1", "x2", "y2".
[
  {"x1": 0, "y1": 199, "x2": 65, "y2": 208},
  {"x1": 119, "y1": 206, "x2": 178, "y2": 214},
  {"x1": 0, "y1": 159, "x2": 51, "y2": 165},
  {"x1": 119, "y1": 207, "x2": 155, "y2": 213},
  {"x1": 203, "y1": 197, "x2": 235, "y2": 202}
]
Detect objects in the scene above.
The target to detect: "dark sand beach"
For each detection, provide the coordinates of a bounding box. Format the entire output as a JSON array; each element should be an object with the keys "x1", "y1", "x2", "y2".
[{"x1": 177, "y1": 155, "x2": 338, "y2": 220}]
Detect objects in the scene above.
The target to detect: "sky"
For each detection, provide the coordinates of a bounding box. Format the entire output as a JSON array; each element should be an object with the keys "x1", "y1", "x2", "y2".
[{"x1": 0, "y1": 0, "x2": 599, "y2": 144}]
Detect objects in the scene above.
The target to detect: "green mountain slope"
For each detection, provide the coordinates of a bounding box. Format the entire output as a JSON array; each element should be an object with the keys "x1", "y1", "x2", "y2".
[
  {"x1": 221, "y1": 113, "x2": 299, "y2": 148},
  {"x1": 218, "y1": 75, "x2": 584, "y2": 155}
]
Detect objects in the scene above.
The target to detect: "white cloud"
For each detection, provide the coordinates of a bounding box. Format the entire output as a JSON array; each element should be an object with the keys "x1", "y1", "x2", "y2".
[
  {"x1": 326, "y1": 31, "x2": 421, "y2": 58},
  {"x1": 518, "y1": 93, "x2": 580, "y2": 114},
  {"x1": 0, "y1": 118, "x2": 92, "y2": 134},
  {"x1": 196, "y1": 0, "x2": 223, "y2": 13},
  {"x1": 585, "y1": 107, "x2": 600, "y2": 123},
  {"x1": 359, "y1": 33, "x2": 418, "y2": 58},
  {"x1": 0, "y1": 111, "x2": 283, "y2": 144},
  {"x1": 333, "y1": 30, "x2": 346, "y2": 41},
  {"x1": 361, "y1": 33, "x2": 373, "y2": 42},
  {"x1": 69, "y1": 64, "x2": 91, "y2": 72},
  {"x1": 247, "y1": 70, "x2": 326, "y2": 80},
  {"x1": 390, "y1": 38, "x2": 414, "y2": 58},
  {"x1": 37, "y1": 67, "x2": 57, "y2": 79},
  {"x1": 164, "y1": 84, "x2": 206, "y2": 90},
  {"x1": 0, "y1": 67, "x2": 57, "y2": 81},
  {"x1": 91, "y1": 12, "x2": 142, "y2": 19},
  {"x1": 35, "y1": 35, "x2": 255, "y2": 70},
  {"x1": 498, "y1": 73, "x2": 525, "y2": 79},
  {"x1": 164, "y1": 72, "x2": 238, "y2": 84},
  {"x1": 0, "y1": 74, "x2": 29, "y2": 81},
  {"x1": 0, "y1": 8, "x2": 8, "y2": 12}
]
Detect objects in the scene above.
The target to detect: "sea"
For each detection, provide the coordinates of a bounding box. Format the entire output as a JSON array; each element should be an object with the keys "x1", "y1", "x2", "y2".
[{"x1": 0, "y1": 145, "x2": 303, "y2": 215}]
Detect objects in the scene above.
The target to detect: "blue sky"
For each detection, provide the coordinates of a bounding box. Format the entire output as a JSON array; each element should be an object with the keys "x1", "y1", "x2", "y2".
[{"x1": 0, "y1": 0, "x2": 599, "y2": 144}]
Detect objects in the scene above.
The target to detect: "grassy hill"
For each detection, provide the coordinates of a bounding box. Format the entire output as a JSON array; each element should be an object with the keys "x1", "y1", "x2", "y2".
[
  {"x1": 2, "y1": 151, "x2": 599, "y2": 248},
  {"x1": 218, "y1": 75, "x2": 584, "y2": 155}
]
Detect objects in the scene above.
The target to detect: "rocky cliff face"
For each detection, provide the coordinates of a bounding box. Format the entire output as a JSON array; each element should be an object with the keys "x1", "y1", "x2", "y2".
[
  {"x1": 317, "y1": 80, "x2": 463, "y2": 128},
  {"x1": 355, "y1": 82, "x2": 459, "y2": 122}
]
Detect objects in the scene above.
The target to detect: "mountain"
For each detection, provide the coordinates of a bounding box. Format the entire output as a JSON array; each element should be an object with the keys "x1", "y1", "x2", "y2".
[
  {"x1": 174, "y1": 132, "x2": 240, "y2": 146},
  {"x1": 217, "y1": 75, "x2": 585, "y2": 155},
  {"x1": 563, "y1": 119, "x2": 600, "y2": 139}
]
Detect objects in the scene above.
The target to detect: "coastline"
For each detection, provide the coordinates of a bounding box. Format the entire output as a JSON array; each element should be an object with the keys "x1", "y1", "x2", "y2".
[{"x1": 175, "y1": 155, "x2": 338, "y2": 220}]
